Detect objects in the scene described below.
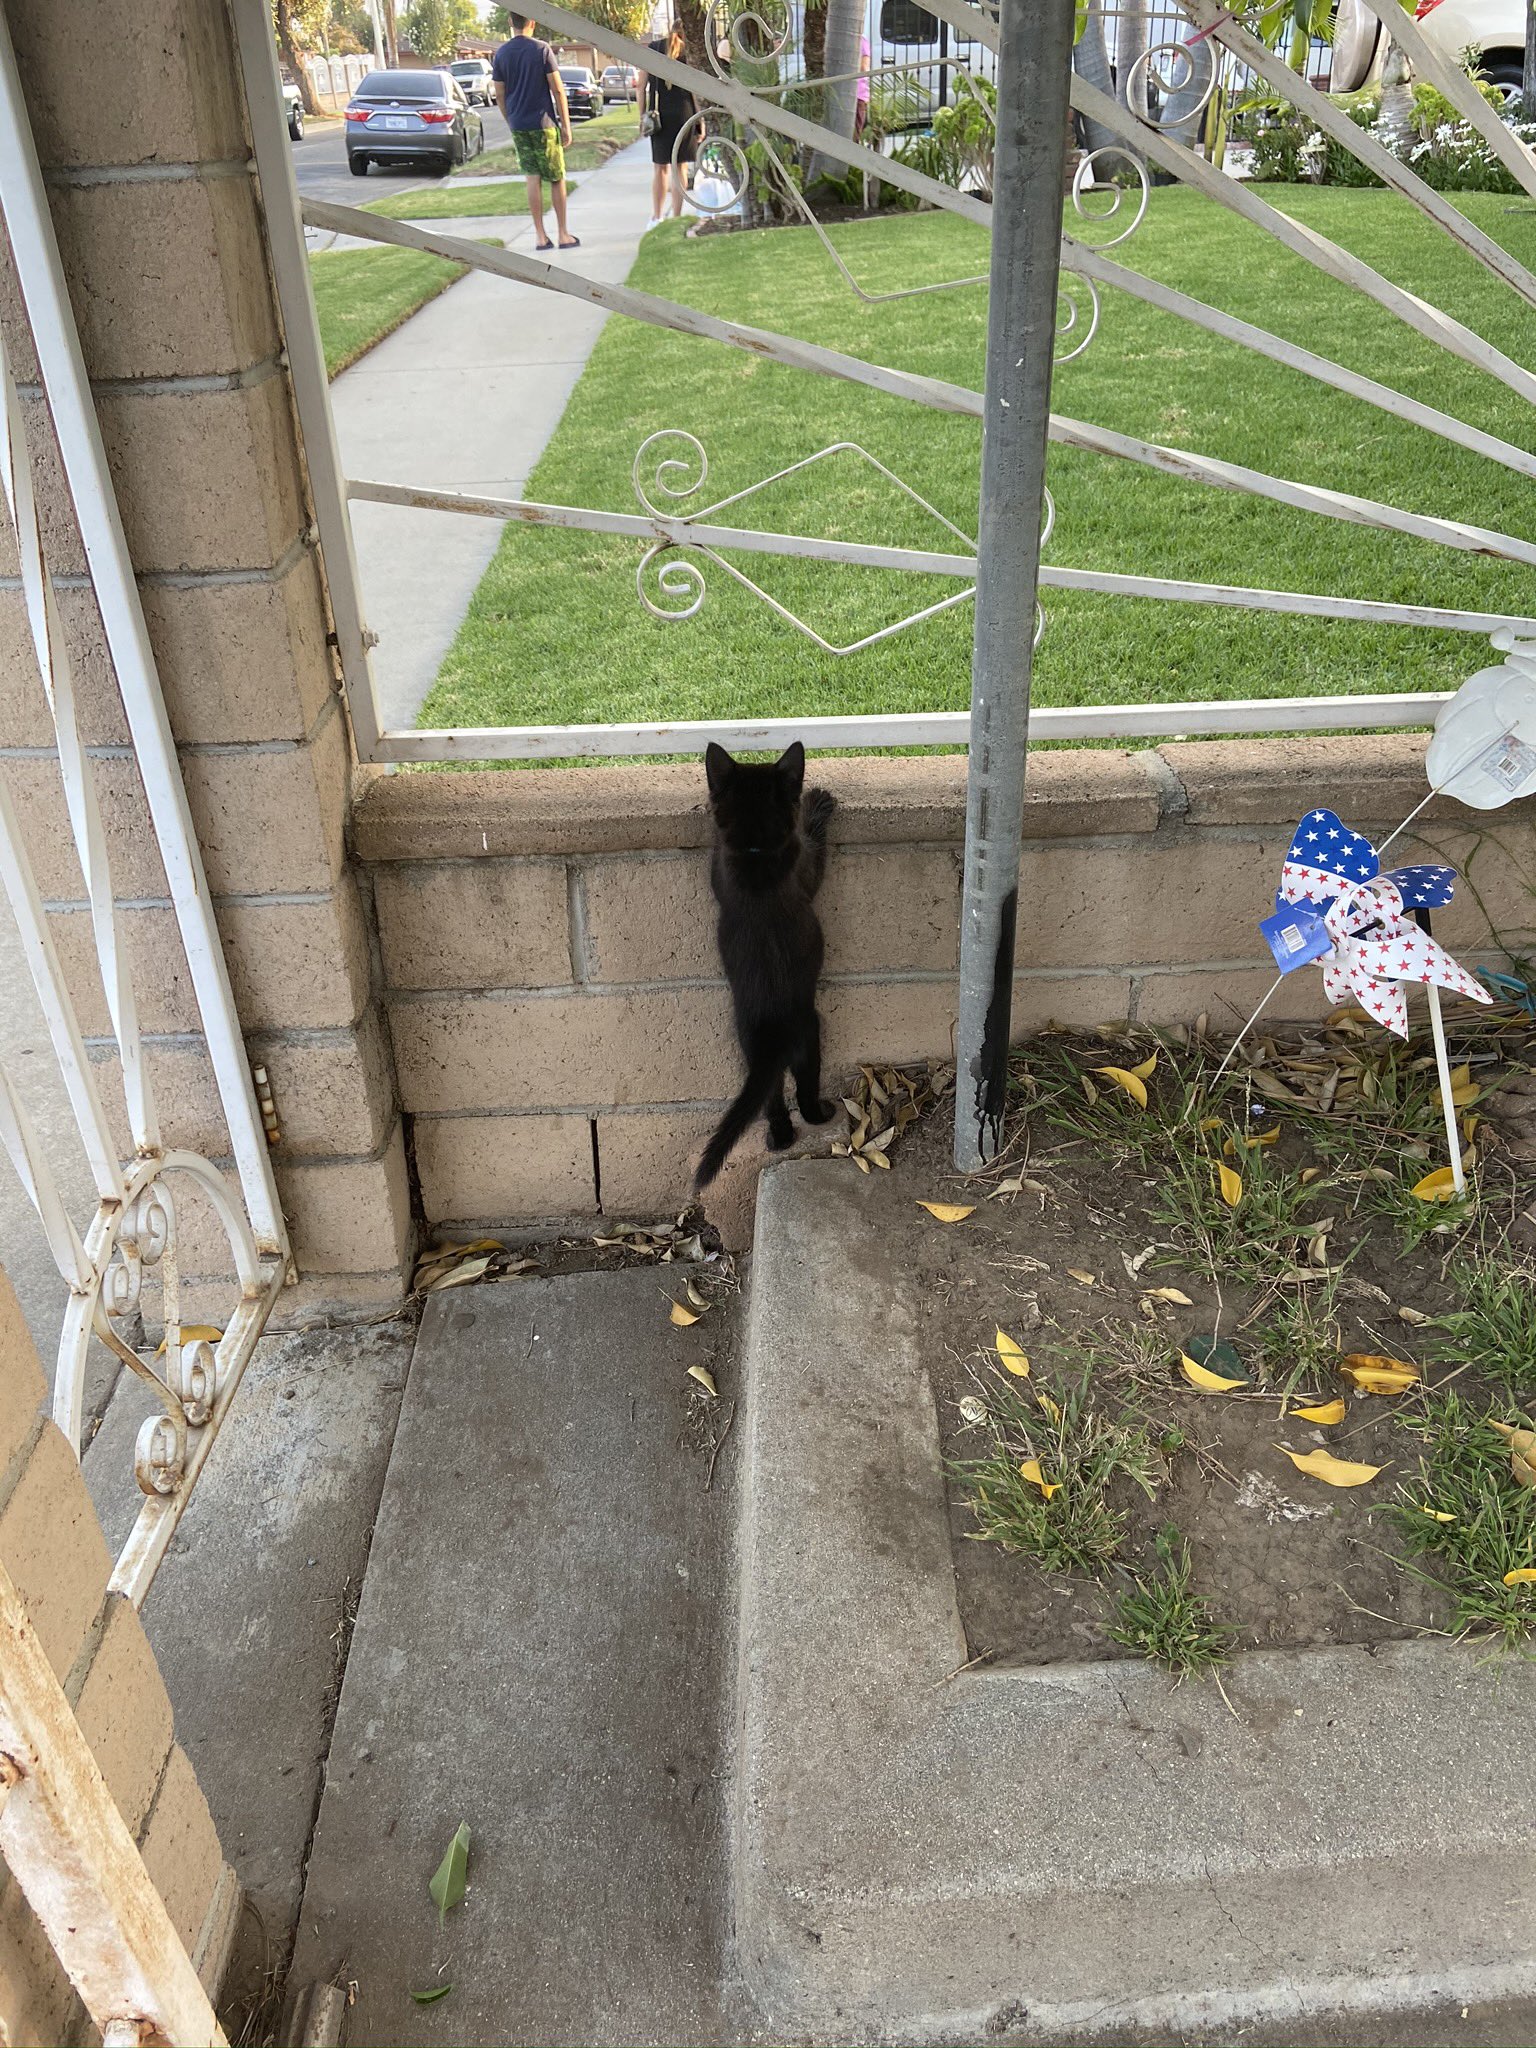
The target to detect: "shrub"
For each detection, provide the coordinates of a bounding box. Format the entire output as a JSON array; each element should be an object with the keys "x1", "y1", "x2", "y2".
[{"x1": 1242, "y1": 75, "x2": 1536, "y2": 192}]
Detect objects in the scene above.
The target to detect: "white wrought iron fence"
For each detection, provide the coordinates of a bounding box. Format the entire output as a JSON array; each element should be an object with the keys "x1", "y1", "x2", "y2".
[
  {"x1": 238, "y1": 0, "x2": 1536, "y2": 763},
  {"x1": 0, "y1": 23, "x2": 290, "y2": 1610}
]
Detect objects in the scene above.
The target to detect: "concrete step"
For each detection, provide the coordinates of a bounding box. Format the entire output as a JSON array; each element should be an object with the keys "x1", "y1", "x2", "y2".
[
  {"x1": 285, "y1": 1269, "x2": 745, "y2": 2045},
  {"x1": 735, "y1": 1158, "x2": 1536, "y2": 2041}
]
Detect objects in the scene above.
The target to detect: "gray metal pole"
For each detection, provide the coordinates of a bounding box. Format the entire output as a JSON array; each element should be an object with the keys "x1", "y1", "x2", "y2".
[{"x1": 953, "y1": 0, "x2": 1076, "y2": 1172}]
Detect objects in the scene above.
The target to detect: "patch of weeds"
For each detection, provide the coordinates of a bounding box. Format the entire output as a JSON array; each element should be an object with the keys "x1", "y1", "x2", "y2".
[
  {"x1": 1021, "y1": 1035, "x2": 1200, "y2": 1167},
  {"x1": 950, "y1": 1367, "x2": 1162, "y2": 1577},
  {"x1": 1387, "y1": 1390, "x2": 1536, "y2": 1651},
  {"x1": 1433, "y1": 1253, "x2": 1536, "y2": 1398},
  {"x1": 1362, "y1": 1166, "x2": 1478, "y2": 1254},
  {"x1": 1107, "y1": 1524, "x2": 1234, "y2": 1679},
  {"x1": 1250, "y1": 1279, "x2": 1342, "y2": 1403},
  {"x1": 1153, "y1": 1135, "x2": 1332, "y2": 1284}
]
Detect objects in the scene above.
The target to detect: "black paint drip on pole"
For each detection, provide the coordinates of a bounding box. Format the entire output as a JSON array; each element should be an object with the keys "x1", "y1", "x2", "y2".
[{"x1": 953, "y1": 0, "x2": 1077, "y2": 1173}]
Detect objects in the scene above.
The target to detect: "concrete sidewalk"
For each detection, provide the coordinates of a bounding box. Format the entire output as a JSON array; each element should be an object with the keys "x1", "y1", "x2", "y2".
[{"x1": 331, "y1": 139, "x2": 658, "y2": 733}]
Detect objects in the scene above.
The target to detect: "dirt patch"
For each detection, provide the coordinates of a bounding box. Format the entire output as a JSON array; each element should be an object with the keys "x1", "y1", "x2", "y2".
[{"x1": 826, "y1": 1007, "x2": 1536, "y2": 1671}]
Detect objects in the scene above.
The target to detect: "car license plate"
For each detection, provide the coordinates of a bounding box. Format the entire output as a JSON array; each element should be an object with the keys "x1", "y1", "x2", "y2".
[{"x1": 383, "y1": 115, "x2": 408, "y2": 129}]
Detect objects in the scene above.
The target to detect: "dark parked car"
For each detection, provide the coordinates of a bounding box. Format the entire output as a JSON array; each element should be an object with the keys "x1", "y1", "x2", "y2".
[
  {"x1": 559, "y1": 66, "x2": 603, "y2": 119},
  {"x1": 345, "y1": 69, "x2": 484, "y2": 176},
  {"x1": 449, "y1": 58, "x2": 495, "y2": 105}
]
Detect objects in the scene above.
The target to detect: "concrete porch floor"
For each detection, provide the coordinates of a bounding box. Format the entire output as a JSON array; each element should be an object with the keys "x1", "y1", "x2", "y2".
[{"x1": 83, "y1": 1212, "x2": 1536, "y2": 2048}]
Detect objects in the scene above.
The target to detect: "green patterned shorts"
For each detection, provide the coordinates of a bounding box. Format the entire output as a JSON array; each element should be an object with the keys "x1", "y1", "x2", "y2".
[{"x1": 511, "y1": 126, "x2": 565, "y2": 182}]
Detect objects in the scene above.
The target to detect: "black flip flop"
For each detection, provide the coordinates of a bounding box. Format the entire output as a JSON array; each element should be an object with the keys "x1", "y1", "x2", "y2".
[
  {"x1": 535, "y1": 238, "x2": 555, "y2": 251},
  {"x1": 558, "y1": 236, "x2": 581, "y2": 248}
]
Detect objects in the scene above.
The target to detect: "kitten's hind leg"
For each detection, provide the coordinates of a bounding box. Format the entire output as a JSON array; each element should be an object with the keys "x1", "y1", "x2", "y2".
[
  {"x1": 793, "y1": 1014, "x2": 836, "y2": 1125},
  {"x1": 803, "y1": 787, "x2": 836, "y2": 842},
  {"x1": 765, "y1": 1076, "x2": 796, "y2": 1152}
]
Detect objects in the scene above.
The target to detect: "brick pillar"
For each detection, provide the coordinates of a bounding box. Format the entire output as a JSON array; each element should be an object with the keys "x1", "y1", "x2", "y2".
[
  {"x1": 0, "y1": 0, "x2": 411, "y2": 1310},
  {"x1": 0, "y1": 1267, "x2": 239, "y2": 2039}
]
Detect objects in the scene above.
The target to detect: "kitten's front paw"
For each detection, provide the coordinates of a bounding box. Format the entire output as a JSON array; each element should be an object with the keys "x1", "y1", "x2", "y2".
[
  {"x1": 804, "y1": 787, "x2": 836, "y2": 838},
  {"x1": 801, "y1": 1097, "x2": 837, "y2": 1125},
  {"x1": 767, "y1": 1122, "x2": 796, "y2": 1152}
]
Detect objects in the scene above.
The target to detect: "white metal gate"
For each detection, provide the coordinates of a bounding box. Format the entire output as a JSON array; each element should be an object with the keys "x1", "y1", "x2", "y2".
[{"x1": 0, "y1": 17, "x2": 288, "y2": 2038}]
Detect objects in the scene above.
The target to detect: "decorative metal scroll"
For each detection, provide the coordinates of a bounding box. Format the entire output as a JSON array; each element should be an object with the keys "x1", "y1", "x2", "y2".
[
  {"x1": 630, "y1": 429, "x2": 1050, "y2": 652},
  {"x1": 0, "y1": 282, "x2": 283, "y2": 1605}
]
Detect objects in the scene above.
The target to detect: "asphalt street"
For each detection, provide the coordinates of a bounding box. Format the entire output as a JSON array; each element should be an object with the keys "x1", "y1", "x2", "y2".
[{"x1": 289, "y1": 112, "x2": 444, "y2": 206}]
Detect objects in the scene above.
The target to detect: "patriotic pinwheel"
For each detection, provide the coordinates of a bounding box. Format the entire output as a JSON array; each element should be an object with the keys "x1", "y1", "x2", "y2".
[{"x1": 1260, "y1": 809, "x2": 1491, "y2": 1038}]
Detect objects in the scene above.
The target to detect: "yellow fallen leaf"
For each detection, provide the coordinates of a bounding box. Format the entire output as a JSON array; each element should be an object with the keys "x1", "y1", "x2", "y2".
[
  {"x1": 1410, "y1": 1166, "x2": 1461, "y2": 1203},
  {"x1": 1340, "y1": 1354, "x2": 1419, "y2": 1396},
  {"x1": 1224, "y1": 1129, "x2": 1279, "y2": 1158},
  {"x1": 1019, "y1": 1457, "x2": 1060, "y2": 1500},
  {"x1": 1199, "y1": 1117, "x2": 1225, "y2": 1134},
  {"x1": 917, "y1": 1201, "x2": 975, "y2": 1223},
  {"x1": 1300, "y1": 1166, "x2": 1323, "y2": 1185},
  {"x1": 1448, "y1": 1064, "x2": 1480, "y2": 1109},
  {"x1": 995, "y1": 1329, "x2": 1030, "y2": 1377},
  {"x1": 1129, "y1": 1052, "x2": 1159, "y2": 1082},
  {"x1": 1092, "y1": 1064, "x2": 1148, "y2": 1109},
  {"x1": 1276, "y1": 1445, "x2": 1384, "y2": 1488},
  {"x1": 1067, "y1": 1268, "x2": 1096, "y2": 1287},
  {"x1": 1036, "y1": 1392, "x2": 1062, "y2": 1423},
  {"x1": 686, "y1": 1365, "x2": 718, "y2": 1396},
  {"x1": 1502, "y1": 1567, "x2": 1536, "y2": 1585},
  {"x1": 1217, "y1": 1162, "x2": 1244, "y2": 1208},
  {"x1": 1291, "y1": 1398, "x2": 1346, "y2": 1425},
  {"x1": 1180, "y1": 1353, "x2": 1246, "y2": 1392},
  {"x1": 669, "y1": 1301, "x2": 702, "y2": 1327},
  {"x1": 1418, "y1": 1507, "x2": 1456, "y2": 1523},
  {"x1": 1143, "y1": 1287, "x2": 1193, "y2": 1307}
]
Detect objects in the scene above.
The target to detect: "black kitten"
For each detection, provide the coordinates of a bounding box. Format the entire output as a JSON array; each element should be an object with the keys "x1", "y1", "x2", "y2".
[{"x1": 695, "y1": 741, "x2": 837, "y2": 1189}]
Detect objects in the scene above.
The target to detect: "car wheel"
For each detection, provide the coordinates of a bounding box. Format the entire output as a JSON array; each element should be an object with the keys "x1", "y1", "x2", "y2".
[
  {"x1": 1478, "y1": 54, "x2": 1526, "y2": 99},
  {"x1": 349, "y1": 154, "x2": 369, "y2": 175},
  {"x1": 288, "y1": 108, "x2": 304, "y2": 140}
]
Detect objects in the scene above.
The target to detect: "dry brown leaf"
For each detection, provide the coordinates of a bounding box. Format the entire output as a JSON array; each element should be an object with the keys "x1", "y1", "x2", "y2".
[
  {"x1": 1397, "y1": 1305, "x2": 1432, "y2": 1326},
  {"x1": 427, "y1": 1256, "x2": 493, "y2": 1292},
  {"x1": 669, "y1": 1300, "x2": 703, "y2": 1327},
  {"x1": 1143, "y1": 1287, "x2": 1193, "y2": 1307},
  {"x1": 687, "y1": 1364, "x2": 718, "y2": 1396},
  {"x1": 1067, "y1": 1268, "x2": 1096, "y2": 1287}
]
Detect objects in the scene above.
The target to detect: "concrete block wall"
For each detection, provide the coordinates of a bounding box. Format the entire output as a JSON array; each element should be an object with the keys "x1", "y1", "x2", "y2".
[
  {"x1": 0, "y1": 0, "x2": 411, "y2": 1313},
  {"x1": 356, "y1": 735, "x2": 1536, "y2": 1250},
  {"x1": 0, "y1": 1267, "x2": 238, "y2": 2043}
]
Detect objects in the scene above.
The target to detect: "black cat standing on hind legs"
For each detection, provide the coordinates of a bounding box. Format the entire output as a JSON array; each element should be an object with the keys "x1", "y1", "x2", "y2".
[{"x1": 695, "y1": 741, "x2": 838, "y2": 1190}]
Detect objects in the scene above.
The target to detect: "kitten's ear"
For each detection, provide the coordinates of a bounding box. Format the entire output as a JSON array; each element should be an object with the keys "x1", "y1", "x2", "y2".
[
  {"x1": 705, "y1": 742, "x2": 734, "y2": 797},
  {"x1": 776, "y1": 740, "x2": 806, "y2": 799}
]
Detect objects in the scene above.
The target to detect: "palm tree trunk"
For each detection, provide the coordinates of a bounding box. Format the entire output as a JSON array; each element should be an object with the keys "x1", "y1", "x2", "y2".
[
  {"x1": 809, "y1": 0, "x2": 862, "y2": 182},
  {"x1": 1073, "y1": 0, "x2": 1120, "y2": 153}
]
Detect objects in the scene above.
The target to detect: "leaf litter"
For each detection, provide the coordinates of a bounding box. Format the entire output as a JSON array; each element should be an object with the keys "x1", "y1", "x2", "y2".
[{"x1": 859, "y1": 1007, "x2": 1536, "y2": 1665}]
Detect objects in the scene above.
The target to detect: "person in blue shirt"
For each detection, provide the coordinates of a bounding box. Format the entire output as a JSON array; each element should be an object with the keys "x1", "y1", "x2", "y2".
[{"x1": 491, "y1": 14, "x2": 579, "y2": 250}]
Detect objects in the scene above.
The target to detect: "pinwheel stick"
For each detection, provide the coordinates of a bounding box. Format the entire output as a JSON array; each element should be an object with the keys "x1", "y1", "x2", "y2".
[{"x1": 1425, "y1": 984, "x2": 1467, "y2": 1196}]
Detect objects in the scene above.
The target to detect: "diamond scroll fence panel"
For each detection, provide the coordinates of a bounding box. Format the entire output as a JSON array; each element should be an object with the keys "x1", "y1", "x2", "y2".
[
  {"x1": 241, "y1": 0, "x2": 1536, "y2": 761},
  {"x1": 0, "y1": 30, "x2": 289, "y2": 1610}
]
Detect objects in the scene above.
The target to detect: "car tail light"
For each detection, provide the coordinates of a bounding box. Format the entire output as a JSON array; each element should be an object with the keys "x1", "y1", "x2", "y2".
[
  {"x1": 420, "y1": 107, "x2": 455, "y2": 123},
  {"x1": 346, "y1": 104, "x2": 372, "y2": 120},
  {"x1": 1413, "y1": 0, "x2": 1444, "y2": 15}
]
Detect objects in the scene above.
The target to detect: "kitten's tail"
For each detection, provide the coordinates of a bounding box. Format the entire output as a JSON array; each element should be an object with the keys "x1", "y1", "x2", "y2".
[{"x1": 695, "y1": 1055, "x2": 781, "y2": 1190}]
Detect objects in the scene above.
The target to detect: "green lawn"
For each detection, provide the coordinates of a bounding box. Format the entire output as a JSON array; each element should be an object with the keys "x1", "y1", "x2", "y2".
[
  {"x1": 361, "y1": 176, "x2": 581, "y2": 220},
  {"x1": 462, "y1": 103, "x2": 639, "y2": 180},
  {"x1": 309, "y1": 245, "x2": 467, "y2": 376},
  {"x1": 420, "y1": 187, "x2": 1536, "y2": 744}
]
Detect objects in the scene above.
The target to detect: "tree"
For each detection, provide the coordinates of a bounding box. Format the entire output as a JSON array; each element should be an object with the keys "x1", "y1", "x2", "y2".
[
  {"x1": 400, "y1": 0, "x2": 480, "y2": 60},
  {"x1": 1524, "y1": 0, "x2": 1535, "y2": 110},
  {"x1": 272, "y1": 0, "x2": 329, "y2": 113}
]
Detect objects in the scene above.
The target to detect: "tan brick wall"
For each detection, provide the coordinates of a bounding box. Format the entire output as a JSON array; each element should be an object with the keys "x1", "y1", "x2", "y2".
[
  {"x1": 0, "y1": 1266, "x2": 236, "y2": 2042},
  {"x1": 355, "y1": 738, "x2": 1536, "y2": 1251},
  {"x1": 0, "y1": 0, "x2": 410, "y2": 1315}
]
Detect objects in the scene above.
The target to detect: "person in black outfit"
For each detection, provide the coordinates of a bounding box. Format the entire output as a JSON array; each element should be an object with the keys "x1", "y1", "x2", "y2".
[{"x1": 637, "y1": 27, "x2": 696, "y2": 228}]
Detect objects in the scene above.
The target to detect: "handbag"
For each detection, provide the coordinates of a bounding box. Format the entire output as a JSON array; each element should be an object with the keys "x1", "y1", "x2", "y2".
[{"x1": 640, "y1": 107, "x2": 657, "y2": 135}]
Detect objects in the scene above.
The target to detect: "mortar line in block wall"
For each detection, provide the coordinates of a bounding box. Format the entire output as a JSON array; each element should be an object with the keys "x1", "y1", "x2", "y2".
[
  {"x1": 382, "y1": 964, "x2": 1144, "y2": 1003},
  {"x1": 0, "y1": 689, "x2": 342, "y2": 763},
  {"x1": 0, "y1": 528, "x2": 315, "y2": 592},
  {"x1": 41, "y1": 889, "x2": 345, "y2": 913},
  {"x1": 14, "y1": 354, "x2": 285, "y2": 403},
  {"x1": 409, "y1": 1100, "x2": 741, "y2": 1122},
  {"x1": 42, "y1": 159, "x2": 256, "y2": 189}
]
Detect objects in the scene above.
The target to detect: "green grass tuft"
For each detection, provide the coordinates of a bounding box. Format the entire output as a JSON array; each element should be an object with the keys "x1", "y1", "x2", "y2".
[
  {"x1": 950, "y1": 1368, "x2": 1162, "y2": 1577},
  {"x1": 1388, "y1": 1391, "x2": 1536, "y2": 1652},
  {"x1": 1435, "y1": 1255, "x2": 1536, "y2": 1397},
  {"x1": 1107, "y1": 1525, "x2": 1234, "y2": 1678}
]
